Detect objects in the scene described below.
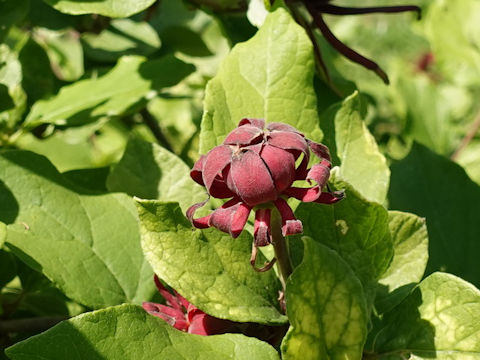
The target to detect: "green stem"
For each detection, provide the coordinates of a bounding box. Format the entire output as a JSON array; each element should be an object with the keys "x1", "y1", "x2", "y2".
[{"x1": 270, "y1": 209, "x2": 293, "y2": 290}]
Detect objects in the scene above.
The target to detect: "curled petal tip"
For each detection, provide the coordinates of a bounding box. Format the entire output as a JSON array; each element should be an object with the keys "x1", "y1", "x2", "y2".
[
  {"x1": 254, "y1": 208, "x2": 272, "y2": 247},
  {"x1": 238, "y1": 118, "x2": 265, "y2": 129},
  {"x1": 282, "y1": 219, "x2": 303, "y2": 236},
  {"x1": 186, "y1": 199, "x2": 211, "y2": 229}
]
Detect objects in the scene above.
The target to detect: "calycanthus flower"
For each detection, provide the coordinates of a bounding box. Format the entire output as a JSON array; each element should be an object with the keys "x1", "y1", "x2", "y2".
[
  {"x1": 143, "y1": 275, "x2": 233, "y2": 335},
  {"x1": 187, "y1": 118, "x2": 344, "y2": 268}
]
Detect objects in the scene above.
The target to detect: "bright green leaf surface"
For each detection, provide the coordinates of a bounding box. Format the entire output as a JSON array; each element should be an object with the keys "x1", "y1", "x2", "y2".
[
  {"x1": 333, "y1": 92, "x2": 390, "y2": 204},
  {"x1": 0, "y1": 150, "x2": 154, "y2": 308},
  {"x1": 372, "y1": 272, "x2": 480, "y2": 359},
  {"x1": 136, "y1": 200, "x2": 286, "y2": 324},
  {"x1": 389, "y1": 142, "x2": 480, "y2": 287},
  {"x1": 456, "y1": 141, "x2": 480, "y2": 186},
  {"x1": 199, "y1": 8, "x2": 322, "y2": 154},
  {"x1": 6, "y1": 304, "x2": 280, "y2": 360},
  {"x1": 33, "y1": 27, "x2": 84, "y2": 82},
  {"x1": 292, "y1": 181, "x2": 393, "y2": 308},
  {"x1": 375, "y1": 211, "x2": 429, "y2": 314},
  {"x1": 43, "y1": 0, "x2": 156, "y2": 18},
  {"x1": 282, "y1": 238, "x2": 368, "y2": 360},
  {"x1": 107, "y1": 137, "x2": 205, "y2": 212},
  {"x1": 24, "y1": 55, "x2": 194, "y2": 128},
  {"x1": 82, "y1": 19, "x2": 161, "y2": 62},
  {"x1": 0, "y1": 45, "x2": 27, "y2": 131}
]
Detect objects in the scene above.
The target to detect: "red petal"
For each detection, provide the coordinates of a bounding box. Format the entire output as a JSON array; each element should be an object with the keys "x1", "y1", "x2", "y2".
[
  {"x1": 260, "y1": 145, "x2": 296, "y2": 193},
  {"x1": 273, "y1": 198, "x2": 303, "y2": 236},
  {"x1": 190, "y1": 155, "x2": 206, "y2": 185},
  {"x1": 188, "y1": 312, "x2": 233, "y2": 336},
  {"x1": 154, "y1": 275, "x2": 183, "y2": 311},
  {"x1": 267, "y1": 122, "x2": 303, "y2": 135},
  {"x1": 267, "y1": 131, "x2": 308, "y2": 154},
  {"x1": 307, "y1": 139, "x2": 331, "y2": 161},
  {"x1": 229, "y1": 150, "x2": 277, "y2": 206},
  {"x1": 186, "y1": 199, "x2": 212, "y2": 229},
  {"x1": 306, "y1": 159, "x2": 331, "y2": 188},
  {"x1": 223, "y1": 125, "x2": 263, "y2": 146},
  {"x1": 202, "y1": 145, "x2": 235, "y2": 198},
  {"x1": 254, "y1": 208, "x2": 271, "y2": 247},
  {"x1": 209, "y1": 198, "x2": 252, "y2": 237},
  {"x1": 238, "y1": 118, "x2": 265, "y2": 129},
  {"x1": 283, "y1": 186, "x2": 321, "y2": 202},
  {"x1": 315, "y1": 190, "x2": 345, "y2": 204},
  {"x1": 142, "y1": 302, "x2": 188, "y2": 330}
]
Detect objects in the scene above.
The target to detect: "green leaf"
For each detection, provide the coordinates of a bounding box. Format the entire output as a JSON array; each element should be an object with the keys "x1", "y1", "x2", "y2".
[
  {"x1": 0, "y1": 0, "x2": 29, "y2": 41},
  {"x1": 107, "y1": 138, "x2": 205, "y2": 213},
  {"x1": 372, "y1": 272, "x2": 480, "y2": 359},
  {"x1": 0, "y1": 150, "x2": 154, "y2": 308},
  {"x1": 24, "y1": 55, "x2": 195, "y2": 128},
  {"x1": 6, "y1": 304, "x2": 280, "y2": 360},
  {"x1": 330, "y1": 92, "x2": 390, "y2": 204},
  {"x1": 0, "y1": 44, "x2": 27, "y2": 131},
  {"x1": 136, "y1": 200, "x2": 286, "y2": 324},
  {"x1": 0, "y1": 249, "x2": 16, "y2": 289},
  {"x1": 199, "y1": 7, "x2": 322, "y2": 154},
  {"x1": 456, "y1": 140, "x2": 480, "y2": 186},
  {"x1": 281, "y1": 237, "x2": 368, "y2": 360},
  {"x1": 389, "y1": 142, "x2": 480, "y2": 287},
  {"x1": 425, "y1": 0, "x2": 480, "y2": 87},
  {"x1": 375, "y1": 211, "x2": 429, "y2": 314},
  {"x1": 33, "y1": 27, "x2": 84, "y2": 82},
  {"x1": 43, "y1": 0, "x2": 156, "y2": 18},
  {"x1": 82, "y1": 19, "x2": 161, "y2": 63},
  {"x1": 291, "y1": 181, "x2": 393, "y2": 308}
]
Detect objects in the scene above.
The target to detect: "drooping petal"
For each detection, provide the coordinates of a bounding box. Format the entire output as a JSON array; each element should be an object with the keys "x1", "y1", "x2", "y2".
[
  {"x1": 315, "y1": 190, "x2": 345, "y2": 204},
  {"x1": 229, "y1": 150, "x2": 277, "y2": 206},
  {"x1": 273, "y1": 198, "x2": 303, "y2": 236},
  {"x1": 202, "y1": 145, "x2": 235, "y2": 198},
  {"x1": 223, "y1": 125, "x2": 263, "y2": 146},
  {"x1": 186, "y1": 198, "x2": 212, "y2": 229},
  {"x1": 283, "y1": 186, "x2": 321, "y2": 202},
  {"x1": 238, "y1": 118, "x2": 265, "y2": 129},
  {"x1": 266, "y1": 122, "x2": 304, "y2": 135},
  {"x1": 209, "y1": 198, "x2": 252, "y2": 237},
  {"x1": 307, "y1": 139, "x2": 331, "y2": 161},
  {"x1": 154, "y1": 275, "x2": 183, "y2": 311},
  {"x1": 254, "y1": 208, "x2": 271, "y2": 247},
  {"x1": 306, "y1": 159, "x2": 331, "y2": 188},
  {"x1": 188, "y1": 311, "x2": 234, "y2": 336},
  {"x1": 260, "y1": 145, "x2": 296, "y2": 193},
  {"x1": 142, "y1": 302, "x2": 189, "y2": 331},
  {"x1": 190, "y1": 155, "x2": 206, "y2": 185}
]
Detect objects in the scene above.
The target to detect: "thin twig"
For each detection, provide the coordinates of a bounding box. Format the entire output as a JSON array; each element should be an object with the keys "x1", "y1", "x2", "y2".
[
  {"x1": 315, "y1": 4, "x2": 421, "y2": 20},
  {"x1": 451, "y1": 111, "x2": 480, "y2": 161}
]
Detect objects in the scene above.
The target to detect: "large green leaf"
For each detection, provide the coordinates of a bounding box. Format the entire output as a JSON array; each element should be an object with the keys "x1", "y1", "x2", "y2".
[
  {"x1": 199, "y1": 7, "x2": 322, "y2": 154},
  {"x1": 291, "y1": 181, "x2": 393, "y2": 308},
  {"x1": 5, "y1": 304, "x2": 280, "y2": 360},
  {"x1": 24, "y1": 55, "x2": 194, "y2": 128},
  {"x1": 82, "y1": 19, "x2": 161, "y2": 63},
  {"x1": 0, "y1": 150, "x2": 154, "y2": 309},
  {"x1": 372, "y1": 272, "x2": 480, "y2": 359},
  {"x1": 43, "y1": 0, "x2": 156, "y2": 18},
  {"x1": 389, "y1": 142, "x2": 480, "y2": 287},
  {"x1": 375, "y1": 211, "x2": 429, "y2": 314},
  {"x1": 107, "y1": 137, "x2": 205, "y2": 212},
  {"x1": 136, "y1": 200, "x2": 287, "y2": 324},
  {"x1": 331, "y1": 92, "x2": 390, "y2": 204},
  {"x1": 281, "y1": 238, "x2": 368, "y2": 360}
]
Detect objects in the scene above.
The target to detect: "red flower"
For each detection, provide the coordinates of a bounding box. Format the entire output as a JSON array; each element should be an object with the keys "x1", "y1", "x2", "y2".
[
  {"x1": 187, "y1": 119, "x2": 343, "y2": 249},
  {"x1": 143, "y1": 275, "x2": 233, "y2": 335}
]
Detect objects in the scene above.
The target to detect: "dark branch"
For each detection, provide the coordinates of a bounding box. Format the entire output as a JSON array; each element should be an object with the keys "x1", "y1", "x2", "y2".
[{"x1": 315, "y1": 4, "x2": 422, "y2": 20}]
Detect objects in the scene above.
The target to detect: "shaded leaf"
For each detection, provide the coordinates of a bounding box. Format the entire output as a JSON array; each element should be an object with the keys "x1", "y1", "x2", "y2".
[
  {"x1": 24, "y1": 55, "x2": 194, "y2": 128},
  {"x1": 281, "y1": 238, "x2": 368, "y2": 360},
  {"x1": 6, "y1": 304, "x2": 280, "y2": 360},
  {"x1": 375, "y1": 211, "x2": 429, "y2": 314},
  {"x1": 389, "y1": 142, "x2": 480, "y2": 287},
  {"x1": 0, "y1": 0, "x2": 29, "y2": 41},
  {"x1": 291, "y1": 181, "x2": 393, "y2": 308},
  {"x1": 0, "y1": 150, "x2": 154, "y2": 308},
  {"x1": 107, "y1": 137, "x2": 205, "y2": 212},
  {"x1": 199, "y1": 8, "x2": 322, "y2": 154},
  {"x1": 43, "y1": 0, "x2": 156, "y2": 18},
  {"x1": 136, "y1": 200, "x2": 286, "y2": 324},
  {"x1": 373, "y1": 272, "x2": 480, "y2": 359}
]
